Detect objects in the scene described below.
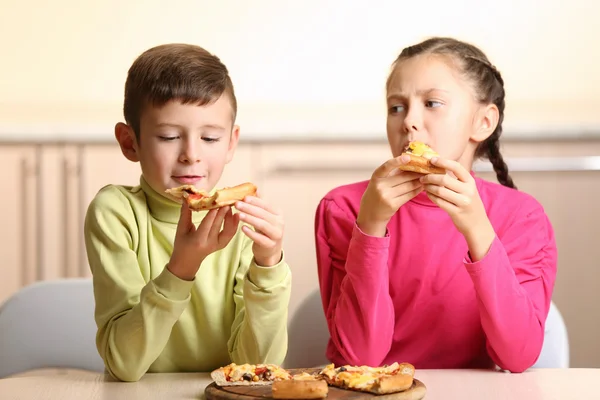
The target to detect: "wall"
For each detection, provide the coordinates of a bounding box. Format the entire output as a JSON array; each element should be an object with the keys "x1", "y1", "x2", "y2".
[{"x1": 1, "y1": 0, "x2": 599, "y2": 139}]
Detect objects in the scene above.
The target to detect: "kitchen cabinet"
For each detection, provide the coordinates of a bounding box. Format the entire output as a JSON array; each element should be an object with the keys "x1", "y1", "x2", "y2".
[{"x1": 0, "y1": 138, "x2": 599, "y2": 367}]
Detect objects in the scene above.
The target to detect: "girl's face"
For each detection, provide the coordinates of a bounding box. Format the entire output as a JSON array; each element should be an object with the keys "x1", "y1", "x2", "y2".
[{"x1": 386, "y1": 54, "x2": 496, "y2": 170}]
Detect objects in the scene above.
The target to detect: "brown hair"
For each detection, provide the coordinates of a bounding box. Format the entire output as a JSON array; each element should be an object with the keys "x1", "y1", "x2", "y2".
[
  {"x1": 387, "y1": 37, "x2": 516, "y2": 189},
  {"x1": 123, "y1": 43, "x2": 237, "y2": 140}
]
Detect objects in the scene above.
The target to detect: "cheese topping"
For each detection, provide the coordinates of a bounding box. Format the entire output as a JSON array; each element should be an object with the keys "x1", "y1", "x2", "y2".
[
  {"x1": 225, "y1": 363, "x2": 292, "y2": 382},
  {"x1": 293, "y1": 372, "x2": 319, "y2": 380},
  {"x1": 337, "y1": 371, "x2": 377, "y2": 389},
  {"x1": 404, "y1": 141, "x2": 439, "y2": 160}
]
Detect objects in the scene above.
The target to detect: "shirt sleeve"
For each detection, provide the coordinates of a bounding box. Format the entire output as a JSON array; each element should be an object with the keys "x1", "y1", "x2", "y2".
[
  {"x1": 84, "y1": 187, "x2": 194, "y2": 382},
  {"x1": 464, "y1": 204, "x2": 558, "y2": 372},
  {"x1": 227, "y1": 236, "x2": 292, "y2": 365},
  {"x1": 314, "y1": 197, "x2": 396, "y2": 366}
]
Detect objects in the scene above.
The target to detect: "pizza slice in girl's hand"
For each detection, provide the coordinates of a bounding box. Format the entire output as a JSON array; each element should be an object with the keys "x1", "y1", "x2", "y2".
[
  {"x1": 210, "y1": 363, "x2": 292, "y2": 386},
  {"x1": 318, "y1": 362, "x2": 415, "y2": 394},
  {"x1": 165, "y1": 182, "x2": 257, "y2": 211},
  {"x1": 397, "y1": 141, "x2": 446, "y2": 175}
]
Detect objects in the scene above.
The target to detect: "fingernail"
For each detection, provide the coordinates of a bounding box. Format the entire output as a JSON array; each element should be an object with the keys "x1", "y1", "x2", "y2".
[
  {"x1": 239, "y1": 213, "x2": 245, "y2": 219},
  {"x1": 431, "y1": 157, "x2": 438, "y2": 163}
]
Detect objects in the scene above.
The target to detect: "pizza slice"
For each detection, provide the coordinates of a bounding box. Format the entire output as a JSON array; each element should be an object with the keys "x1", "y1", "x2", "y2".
[
  {"x1": 210, "y1": 363, "x2": 292, "y2": 386},
  {"x1": 165, "y1": 182, "x2": 257, "y2": 211},
  {"x1": 272, "y1": 372, "x2": 329, "y2": 399},
  {"x1": 318, "y1": 362, "x2": 415, "y2": 395},
  {"x1": 397, "y1": 141, "x2": 446, "y2": 175}
]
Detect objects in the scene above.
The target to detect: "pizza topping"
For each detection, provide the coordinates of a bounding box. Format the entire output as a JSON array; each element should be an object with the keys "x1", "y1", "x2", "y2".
[
  {"x1": 292, "y1": 372, "x2": 321, "y2": 381},
  {"x1": 403, "y1": 141, "x2": 439, "y2": 159},
  {"x1": 318, "y1": 362, "x2": 416, "y2": 393},
  {"x1": 220, "y1": 363, "x2": 293, "y2": 383}
]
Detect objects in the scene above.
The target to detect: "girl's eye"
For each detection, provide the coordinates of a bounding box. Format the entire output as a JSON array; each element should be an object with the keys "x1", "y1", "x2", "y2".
[
  {"x1": 202, "y1": 137, "x2": 220, "y2": 143},
  {"x1": 426, "y1": 100, "x2": 443, "y2": 108},
  {"x1": 389, "y1": 105, "x2": 405, "y2": 114},
  {"x1": 158, "y1": 136, "x2": 178, "y2": 141}
]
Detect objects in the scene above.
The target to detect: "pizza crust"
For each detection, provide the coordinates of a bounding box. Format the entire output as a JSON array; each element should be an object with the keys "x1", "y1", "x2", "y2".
[
  {"x1": 366, "y1": 373, "x2": 414, "y2": 394},
  {"x1": 272, "y1": 379, "x2": 329, "y2": 399},
  {"x1": 165, "y1": 182, "x2": 257, "y2": 211},
  {"x1": 396, "y1": 153, "x2": 446, "y2": 175}
]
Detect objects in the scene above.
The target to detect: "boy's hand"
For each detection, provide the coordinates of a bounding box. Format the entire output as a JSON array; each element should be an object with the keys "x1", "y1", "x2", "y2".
[
  {"x1": 235, "y1": 195, "x2": 284, "y2": 267},
  {"x1": 168, "y1": 201, "x2": 239, "y2": 281}
]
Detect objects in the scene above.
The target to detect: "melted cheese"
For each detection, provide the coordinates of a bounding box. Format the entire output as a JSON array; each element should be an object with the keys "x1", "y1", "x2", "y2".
[
  {"x1": 337, "y1": 371, "x2": 377, "y2": 389},
  {"x1": 293, "y1": 372, "x2": 319, "y2": 380},
  {"x1": 230, "y1": 364, "x2": 254, "y2": 381},
  {"x1": 405, "y1": 141, "x2": 439, "y2": 159}
]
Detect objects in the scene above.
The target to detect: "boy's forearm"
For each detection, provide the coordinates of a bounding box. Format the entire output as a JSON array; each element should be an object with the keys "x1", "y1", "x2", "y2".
[
  {"x1": 96, "y1": 268, "x2": 193, "y2": 381},
  {"x1": 228, "y1": 261, "x2": 292, "y2": 365}
]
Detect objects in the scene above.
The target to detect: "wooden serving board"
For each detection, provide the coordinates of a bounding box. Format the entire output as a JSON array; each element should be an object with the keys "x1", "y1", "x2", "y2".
[{"x1": 204, "y1": 369, "x2": 427, "y2": 400}]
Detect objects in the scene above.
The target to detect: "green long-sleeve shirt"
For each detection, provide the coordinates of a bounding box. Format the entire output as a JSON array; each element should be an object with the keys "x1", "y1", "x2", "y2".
[{"x1": 83, "y1": 176, "x2": 292, "y2": 382}]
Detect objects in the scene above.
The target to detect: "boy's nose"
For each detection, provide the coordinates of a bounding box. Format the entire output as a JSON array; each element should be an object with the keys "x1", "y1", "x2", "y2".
[{"x1": 180, "y1": 147, "x2": 200, "y2": 164}]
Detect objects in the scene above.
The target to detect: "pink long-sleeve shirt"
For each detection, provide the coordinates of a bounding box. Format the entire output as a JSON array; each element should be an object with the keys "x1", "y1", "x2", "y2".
[{"x1": 314, "y1": 175, "x2": 557, "y2": 373}]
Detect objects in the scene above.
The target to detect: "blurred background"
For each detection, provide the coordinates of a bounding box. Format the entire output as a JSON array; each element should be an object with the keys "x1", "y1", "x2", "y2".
[{"x1": 0, "y1": 0, "x2": 598, "y2": 368}]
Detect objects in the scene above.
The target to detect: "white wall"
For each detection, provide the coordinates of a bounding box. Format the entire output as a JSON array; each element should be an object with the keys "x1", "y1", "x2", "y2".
[{"x1": 0, "y1": 0, "x2": 598, "y2": 138}]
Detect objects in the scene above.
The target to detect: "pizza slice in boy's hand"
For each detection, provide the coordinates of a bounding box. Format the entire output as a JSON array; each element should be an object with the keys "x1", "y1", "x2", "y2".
[
  {"x1": 165, "y1": 182, "x2": 257, "y2": 211},
  {"x1": 397, "y1": 141, "x2": 446, "y2": 175},
  {"x1": 210, "y1": 363, "x2": 292, "y2": 386},
  {"x1": 318, "y1": 362, "x2": 415, "y2": 394}
]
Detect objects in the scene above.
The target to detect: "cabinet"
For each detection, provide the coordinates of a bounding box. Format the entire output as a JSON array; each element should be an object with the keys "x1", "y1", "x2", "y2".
[
  {"x1": 0, "y1": 146, "x2": 39, "y2": 304},
  {"x1": 255, "y1": 143, "x2": 391, "y2": 317},
  {"x1": 1, "y1": 138, "x2": 600, "y2": 368}
]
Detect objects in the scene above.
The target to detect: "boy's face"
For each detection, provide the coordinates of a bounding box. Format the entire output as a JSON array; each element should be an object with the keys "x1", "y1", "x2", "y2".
[{"x1": 118, "y1": 95, "x2": 239, "y2": 200}]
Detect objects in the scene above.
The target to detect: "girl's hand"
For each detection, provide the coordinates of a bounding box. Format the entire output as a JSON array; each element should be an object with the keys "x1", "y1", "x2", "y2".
[
  {"x1": 357, "y1": 156, "x2": 424, "y2": 237},
  {"x1": 420, "y1": 157, "x2": 496, "y2": 261}
]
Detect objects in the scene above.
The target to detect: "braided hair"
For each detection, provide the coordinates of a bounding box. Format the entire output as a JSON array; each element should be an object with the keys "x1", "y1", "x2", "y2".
[{"x1": 387, "y1": 37, "x2": 516, "y2": 189}]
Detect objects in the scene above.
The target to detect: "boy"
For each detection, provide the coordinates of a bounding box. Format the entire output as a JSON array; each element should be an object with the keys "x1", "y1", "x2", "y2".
[{"x1": 84, "y1": 43, "x2": 291, "y2": 382}]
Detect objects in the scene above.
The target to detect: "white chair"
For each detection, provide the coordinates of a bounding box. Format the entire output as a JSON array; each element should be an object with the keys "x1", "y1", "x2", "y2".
[
  {"x1": 284, "y1": 289, "x2": 569, "y2": 369},
  {"x1": 0, "y1": 278, "x2": 105, "y2": 378},
  {"x1": 532, "y1": 301, "x2": 570, "y2": 368},
  {"x1": 284, "y1": 289, "x2": 330, "y2": 369}
]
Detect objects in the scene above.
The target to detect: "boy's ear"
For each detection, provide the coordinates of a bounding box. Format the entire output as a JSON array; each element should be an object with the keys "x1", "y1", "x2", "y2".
[
  {"x1": 471, "y1": 103, "x2": 499, "y2": 143},
  {"x1": 115, "y1": 122, "x2": 139, "y2": 162},
  {"x1": 225, "y1": 125, "x2": 240, "y2": 164}
]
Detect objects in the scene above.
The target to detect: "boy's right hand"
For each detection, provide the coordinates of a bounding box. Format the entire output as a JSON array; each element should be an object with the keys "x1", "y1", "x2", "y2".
[
  {"x1": 168, "y1": 201, "x2": 239, "y2": 281},
  {"x1": 356, "y1": 156, "x2": 423, "y2": 237}
]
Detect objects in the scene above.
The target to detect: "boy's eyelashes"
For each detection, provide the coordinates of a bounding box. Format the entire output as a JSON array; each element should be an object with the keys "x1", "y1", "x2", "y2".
[{"x1": 157, "y1": 136, "x2": 220, "y2": 143}]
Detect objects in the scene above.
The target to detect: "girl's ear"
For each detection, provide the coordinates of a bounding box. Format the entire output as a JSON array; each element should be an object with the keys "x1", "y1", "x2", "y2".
[
  {"x1": 471, "y1": 103, "x2": 499, "y2": 143},
  {"x1": 115, "y1": 122, "x2": 139, "y2": 162}
]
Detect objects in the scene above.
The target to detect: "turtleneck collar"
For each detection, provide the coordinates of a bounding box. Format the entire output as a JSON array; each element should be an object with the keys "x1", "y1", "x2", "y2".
[{"x1": 140, "y1": 176, "x2": 208, "y2": 224}]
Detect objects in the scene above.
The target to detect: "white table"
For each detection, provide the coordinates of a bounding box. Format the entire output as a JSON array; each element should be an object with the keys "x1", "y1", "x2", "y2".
[{"x1": 0, "y1": 368, "x2": 598, "y2": 399}]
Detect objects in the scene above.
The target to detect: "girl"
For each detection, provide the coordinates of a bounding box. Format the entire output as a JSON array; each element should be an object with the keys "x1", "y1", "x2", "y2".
[{"x1": 314, "y1": 37, "x2": 557, "y2": 373}]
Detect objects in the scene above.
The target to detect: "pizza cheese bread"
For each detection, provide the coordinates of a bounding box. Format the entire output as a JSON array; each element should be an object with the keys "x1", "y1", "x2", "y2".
[
  {"x1": 165, "y1": 182, "x2": 257, "y2": 211},
  {"x1": 209, "y1": 361, "x2": 418, "y2": 397},
  {"x1": 272, "y1": 373, "x2": 328, "y2": 399},
  {"x1": 318, "y1": 362, "x2": 415, "y2": 395},
  {"x1": 397, "y1": 141, "x2": 446, "y2": 175},
  {"x1": 210, "y1": 363, "x2": 292, "y2": 386}
]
